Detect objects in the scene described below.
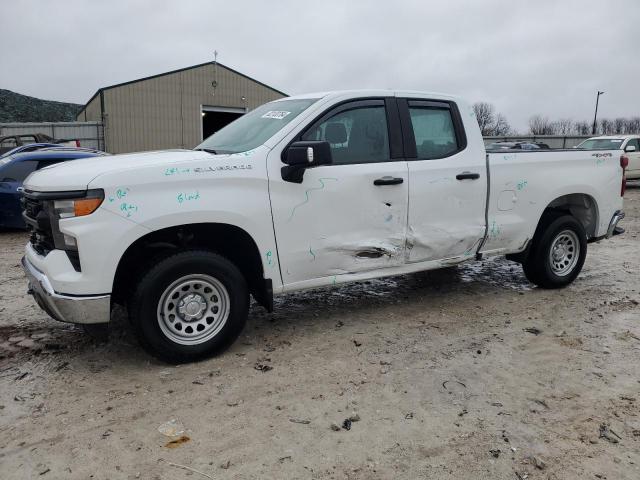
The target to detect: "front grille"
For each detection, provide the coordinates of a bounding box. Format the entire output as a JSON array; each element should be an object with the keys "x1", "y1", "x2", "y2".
[{"x1": 21, "y1": 196, "x2": 55, "y2": 256}]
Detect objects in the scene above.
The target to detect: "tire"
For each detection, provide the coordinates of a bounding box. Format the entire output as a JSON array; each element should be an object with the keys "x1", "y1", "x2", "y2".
[
  {"x1": 522, "y1": 213, "x2": 587, "y2": 289},
  {"x1": 129, "y1": 250, "x2": 249, "y2": 363}
]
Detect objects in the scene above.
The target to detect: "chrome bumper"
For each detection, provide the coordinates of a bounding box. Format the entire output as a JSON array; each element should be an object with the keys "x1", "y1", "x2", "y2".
[
  {"x1": 22, "y1": 256, "x2": 111, "y2": 324},
  {"x1": 606, "y1": 210, "x2": 625, "y2": 238}
]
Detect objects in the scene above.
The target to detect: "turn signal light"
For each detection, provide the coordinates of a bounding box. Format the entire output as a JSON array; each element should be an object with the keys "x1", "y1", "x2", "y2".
[{"x1": 74, "y1": 197, "x2": 103, "y2": 217}]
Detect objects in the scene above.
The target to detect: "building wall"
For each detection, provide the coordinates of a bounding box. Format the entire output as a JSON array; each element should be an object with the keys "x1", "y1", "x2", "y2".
[{"x1": 79, "y1": 63, "x2": 285, "y2": 154}]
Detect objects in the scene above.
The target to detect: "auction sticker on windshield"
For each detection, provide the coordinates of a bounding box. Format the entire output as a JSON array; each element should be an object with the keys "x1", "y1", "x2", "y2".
[{"x1": 261, "y1": 111, "x2": 291, "y2": 119}]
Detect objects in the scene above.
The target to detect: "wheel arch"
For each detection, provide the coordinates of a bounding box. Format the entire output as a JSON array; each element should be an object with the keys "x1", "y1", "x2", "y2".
[
  {"x1": 112, "y1": 222, "x2": 273, "y2": 311},
  {"x1": 539, "y1": 192, "x2": 599, "y2": 239}
]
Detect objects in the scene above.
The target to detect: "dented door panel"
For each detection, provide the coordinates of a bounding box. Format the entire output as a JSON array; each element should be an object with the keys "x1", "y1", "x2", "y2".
[
  {"x1": 399, "y1": 95, "x2": 488, "y2": 263},
  {"x1": 268, "y1": 160, "x2": 409, "y2": 289}
]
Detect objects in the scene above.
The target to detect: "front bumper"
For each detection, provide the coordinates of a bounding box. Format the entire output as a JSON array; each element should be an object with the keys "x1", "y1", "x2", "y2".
[{"x1": 22, "y1": 256, "x2": 111, "y2": 324}]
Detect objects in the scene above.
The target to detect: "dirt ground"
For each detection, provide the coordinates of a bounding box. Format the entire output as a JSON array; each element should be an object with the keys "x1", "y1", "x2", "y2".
[{"x1": 1, "y1": 186, "x2": 639, "y2": 480}]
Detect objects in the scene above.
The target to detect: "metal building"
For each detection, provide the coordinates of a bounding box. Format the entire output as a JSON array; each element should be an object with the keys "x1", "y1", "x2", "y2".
[{"x1": 76, "y1": 61, "x2": 286, "y2": 153}]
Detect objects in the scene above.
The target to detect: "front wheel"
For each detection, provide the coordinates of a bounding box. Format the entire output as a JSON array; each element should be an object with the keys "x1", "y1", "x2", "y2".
[
  {"x1": 129, "y1": 250, "x2": 249, "y2": 363},
  {"x1": 522, "y1": 214, "x2": 587, "y2": 289}
]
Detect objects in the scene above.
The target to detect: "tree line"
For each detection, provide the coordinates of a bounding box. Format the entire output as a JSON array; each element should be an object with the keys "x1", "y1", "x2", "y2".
[{"x1": 473, "y1": 102, "x2": 640, "y2": 136}]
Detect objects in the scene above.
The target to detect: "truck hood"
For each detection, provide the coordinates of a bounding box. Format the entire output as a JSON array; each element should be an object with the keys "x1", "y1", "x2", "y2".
[{"x1": 24, "y1": 150, "x2": 212, "y2": 192}]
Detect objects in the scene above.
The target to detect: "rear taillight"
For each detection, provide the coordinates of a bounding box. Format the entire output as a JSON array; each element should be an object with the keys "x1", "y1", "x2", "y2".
[
  {"x1": 620, "y1": 154, "x2": 629, "y2": 197},
  {"x1": 75, "y1": 139, "x2": 80, "y2": 147}
]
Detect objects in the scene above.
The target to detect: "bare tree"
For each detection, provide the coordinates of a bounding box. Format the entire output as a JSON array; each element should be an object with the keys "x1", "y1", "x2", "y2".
[
  {"x1": 473, "y1": 102, "x2": 513, "y2": 136},
  {"x1": 613, "y1": 118, "x2": 626, "y2": 134},
  {"x1": 528, "y1": 115, "x2": 555, "y2": 135},
  {"x1": 573, "y1": 121, "x2": 591, "y2": 135},
  {"x1": 493, "y1": 113, "x2": 512, "y2": 136},
  {"x1": 627, "y1": 117, "x2": 640, "y2": 134},
  {"x1": 599, "y1": 118, "x2": 613, "y2": 135},
  {"x1": 554, "y1": 118, "x2": 574, "y2": 135},
  {"x1": 473, "y1": 102, "x2": 495, "y2": 136}
]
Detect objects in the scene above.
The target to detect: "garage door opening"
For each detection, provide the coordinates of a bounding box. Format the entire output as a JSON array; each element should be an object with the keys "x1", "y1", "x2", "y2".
[{"x1": 201, "y1": 106, "x2": 246, "y2": 140}]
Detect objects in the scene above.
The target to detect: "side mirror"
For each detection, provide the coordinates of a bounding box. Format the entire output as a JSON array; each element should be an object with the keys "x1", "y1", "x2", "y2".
[
  {"x1": 281, "y1": 141, "x2": 332, "y2": 183},
  {"x1": 625, "y1": 145, "x2": 636, "y2": 152}
]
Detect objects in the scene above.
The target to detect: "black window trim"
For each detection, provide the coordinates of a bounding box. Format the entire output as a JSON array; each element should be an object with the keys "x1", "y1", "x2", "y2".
[
  {"x1": 283, "y1": 96, "x2": 405, "y2": 166},
  {"x1": 398, "y1": 98, "x2": 468, "y2": 160}
]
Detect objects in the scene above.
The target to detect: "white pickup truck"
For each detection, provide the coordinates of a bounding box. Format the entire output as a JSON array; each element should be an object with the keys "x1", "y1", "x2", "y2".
[{"x1": 21, "y1": 90, "x2": 627, "y2": 362}]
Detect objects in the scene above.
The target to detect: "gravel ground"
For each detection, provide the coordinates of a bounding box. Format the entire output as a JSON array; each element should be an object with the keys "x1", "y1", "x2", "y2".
[{"x1": 1, "y1": 186, "x2": 639, "y2": 480}]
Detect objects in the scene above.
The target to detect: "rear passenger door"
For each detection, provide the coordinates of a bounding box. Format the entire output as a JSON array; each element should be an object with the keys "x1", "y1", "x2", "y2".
[{"x1": 399, "y1": 97, "x2": 487, "y2": 263}]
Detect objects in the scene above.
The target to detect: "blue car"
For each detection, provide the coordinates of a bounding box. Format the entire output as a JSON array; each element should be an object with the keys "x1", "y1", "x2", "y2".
[
  {"x1": 0, "y1": 147, "x2": 108, "y2": 228},
  {"x1": 0, "y1": 143, "x2": 61, "y2": 159}
]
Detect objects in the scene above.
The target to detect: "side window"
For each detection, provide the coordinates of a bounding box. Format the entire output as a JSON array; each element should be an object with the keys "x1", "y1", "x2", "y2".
[
  {"x1": 628, "y1": 139, "x2": 640, "y2": 150},
  {"x1": 302, "y1": 104, "x2": 390, "y2": 164},
  {"x1": 0, "y1": 160, "x2": 38, "y2": 182},
  {"x1": 1, "y1": 137, "x2": 18, "y2": 148},
  {"x1": 18, "y1": 135, "x2": 37, "y2": 145},
  {"x1": 408, "y1": 105, "x2": 459, "y2": 159}
]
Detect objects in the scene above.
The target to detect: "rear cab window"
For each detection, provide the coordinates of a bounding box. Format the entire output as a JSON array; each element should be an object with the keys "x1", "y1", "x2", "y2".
[{"x1": 399, "y1": 99, "x2": 467, "y2": 159}]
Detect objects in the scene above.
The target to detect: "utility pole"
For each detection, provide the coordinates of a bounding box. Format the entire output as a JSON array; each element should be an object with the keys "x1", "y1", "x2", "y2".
[{"x1": 592, "y1": 91, "x2": 604, "y2": 135}]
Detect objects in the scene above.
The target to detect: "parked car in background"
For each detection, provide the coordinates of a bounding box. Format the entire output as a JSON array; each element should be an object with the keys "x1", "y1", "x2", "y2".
[
  {"x1": 0, "y1": 142, "x2": 60, "y2": 159},
  {"x1": 0, "y1": 147, "x2": 107, "y2": 228},
  {"x1": 0, "y1": 134, "x2": 81, "y2": 155},
  {"x1": 576, "y1": 135, "x2": 640, "y2": 180},
  {"x1": 485, "y1": 141, "x2": 550, "y2": 150}
]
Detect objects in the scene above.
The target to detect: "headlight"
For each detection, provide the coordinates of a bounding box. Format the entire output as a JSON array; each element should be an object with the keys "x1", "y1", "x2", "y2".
[
  {"x1": 53, "y1": 190, "x2": 104, "y2": 219},
  {"x1": 49, "y1": 189, "x2": 104, "y2": 271}
]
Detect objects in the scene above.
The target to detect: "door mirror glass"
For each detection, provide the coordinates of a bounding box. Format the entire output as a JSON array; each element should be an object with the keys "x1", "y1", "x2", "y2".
[
  {"x1": 282, "y1": 141, "x2": 332, "y2": 183},
  {"x1": 625, "y1": 145, "x2": 636, "y2": 152}
]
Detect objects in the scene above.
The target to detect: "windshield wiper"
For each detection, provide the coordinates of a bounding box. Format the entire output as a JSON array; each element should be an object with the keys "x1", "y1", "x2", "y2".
[{"x1": 194, "y1": 148, "x2": 218, "y2": 155}]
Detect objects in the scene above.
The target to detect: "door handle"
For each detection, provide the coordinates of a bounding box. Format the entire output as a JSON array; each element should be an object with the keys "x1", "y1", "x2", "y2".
[
  {"x1": 374, "y1": 176, "x2": 404, "y2": 186},
  {"x1": 456, "y1": 172, "x2": 480, "y2": 180}
]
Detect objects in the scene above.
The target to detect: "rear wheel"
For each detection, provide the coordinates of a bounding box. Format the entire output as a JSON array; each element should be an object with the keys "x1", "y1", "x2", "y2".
[
  {"x1": 522, "y1": 213, "x2": 587, "y2": 288},
  {"x1": 129, "y1": 250, "x2": 248, "y2": 363}
]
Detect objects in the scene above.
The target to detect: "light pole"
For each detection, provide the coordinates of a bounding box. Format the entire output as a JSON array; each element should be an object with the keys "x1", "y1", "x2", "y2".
[{"x1": 592, "y1": 91, "x2": 604, "y2": 135}]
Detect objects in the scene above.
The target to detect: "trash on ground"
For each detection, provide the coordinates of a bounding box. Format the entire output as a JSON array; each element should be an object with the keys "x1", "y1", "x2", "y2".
[
  {"x1": 524, "y1": 327, "x2": 542, "y2": 335},
  {"x1": 165, "y1": 435, "x2": 191, "y2": 448},
  {"x1": 254, "y1": 363, "x2": 273, "y2": 372},
  {"x1": 342, "y1": 419, "x2": 352, "y2": 430},
  {"x1": 289, "y1": 418, "x2": 310, "y2": 424},
  {"x1": 158, "y1": 419, "x2": 185, "y2": 437},
  {"x1": 599, "y1": 423, "x2": 621, "y2": 444}
]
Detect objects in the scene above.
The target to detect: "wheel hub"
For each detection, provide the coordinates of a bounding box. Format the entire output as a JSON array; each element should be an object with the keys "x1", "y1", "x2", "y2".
[
  {"x1": 156, "y1": 274, "x2": 230, "y2": 346},
  {"x1": 177, "y1": 293, "x2": 207, "y2": 321},
  {"x1": 548, "y1": 230, "x2": 580, "y2": 276}
]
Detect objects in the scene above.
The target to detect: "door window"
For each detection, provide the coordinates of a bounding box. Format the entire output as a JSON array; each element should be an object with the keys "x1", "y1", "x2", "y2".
[
  {"x1": 627, "y1": 138, "x2": 639, "y2": 151},
  {"x1": 302, "y1": 104, "x2": 390, "y2": 164},
  {"x1": 408, "y1": 106, "x2": 459, "y2": 159},
  {"x1": 1, "y1": 137, "x2": 17, "y2": 148},
  {"x1": 18, "y1": 135, "x2": 37, "y2": 145}
]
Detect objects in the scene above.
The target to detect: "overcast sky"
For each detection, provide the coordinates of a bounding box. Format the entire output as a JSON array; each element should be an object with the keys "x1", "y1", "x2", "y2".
[{"x1": 2, "y1": 0, "x2": 638, "y2": 132}]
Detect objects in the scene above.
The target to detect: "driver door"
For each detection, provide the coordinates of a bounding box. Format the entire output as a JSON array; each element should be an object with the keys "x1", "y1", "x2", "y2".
[{"x1": 268, "y1": 98, "x2": 409, "y2": 290}]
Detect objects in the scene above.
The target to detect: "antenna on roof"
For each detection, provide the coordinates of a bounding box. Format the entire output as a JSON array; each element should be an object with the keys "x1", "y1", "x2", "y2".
[{"x1": 211, "y1": 50, "x2": 219, "y2": 95}]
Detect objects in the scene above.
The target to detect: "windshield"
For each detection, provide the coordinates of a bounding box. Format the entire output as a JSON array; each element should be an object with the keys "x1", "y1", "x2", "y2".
[
  {"x1": 577, "y1": 138, "x2": 624, "y2": 150},
  {"x1": 196, "y1": 98, "x2": 319, "y2": 153}
]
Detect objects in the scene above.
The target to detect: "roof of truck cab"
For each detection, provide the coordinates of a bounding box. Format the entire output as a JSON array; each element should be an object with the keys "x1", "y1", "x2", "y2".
[{"x1": 282, "y1": 89, "x2": 458, "y2": 101}]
